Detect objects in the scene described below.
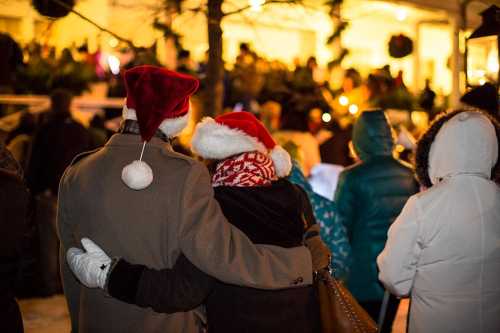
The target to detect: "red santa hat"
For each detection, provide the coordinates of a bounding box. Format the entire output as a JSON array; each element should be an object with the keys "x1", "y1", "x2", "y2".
[
  {"x1": 192, "y1": 112, "x2": 292, "y2": 177},
  {"x1": 122, "y1": 65, "x2": 199, "y2": 140},
  {"x1": 121, "y1": 65, "x2": 199, "y2": 190}
]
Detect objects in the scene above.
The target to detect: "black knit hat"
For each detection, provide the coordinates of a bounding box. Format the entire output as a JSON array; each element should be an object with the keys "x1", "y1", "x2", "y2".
[{"x1": 460, "y1": 83, "x2": 499, "y2": 116}]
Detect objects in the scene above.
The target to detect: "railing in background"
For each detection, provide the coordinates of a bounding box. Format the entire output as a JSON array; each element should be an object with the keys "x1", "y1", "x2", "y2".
[{"x1": 0, "y1": 95, "x2": 125, "y2": 132}]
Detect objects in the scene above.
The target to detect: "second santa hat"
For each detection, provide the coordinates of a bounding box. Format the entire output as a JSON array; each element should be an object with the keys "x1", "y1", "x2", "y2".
[{"x1": 192, "y1": 112, "x2": 292, "y2": 177}]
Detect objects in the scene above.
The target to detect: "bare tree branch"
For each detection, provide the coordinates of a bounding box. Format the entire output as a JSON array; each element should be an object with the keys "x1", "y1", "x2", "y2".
[
  {"x1": 50, "y1": 0, "x2": 136, "y2": 47},
  {"x1": 185, "y1": 6, "x2": 208, "y2": 15},
  {"x1": 223, "y1": 0, "x2": 302, "y2": 17}
]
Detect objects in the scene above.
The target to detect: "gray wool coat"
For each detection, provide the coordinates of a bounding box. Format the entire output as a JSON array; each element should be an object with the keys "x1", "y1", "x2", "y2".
[{"x1": 57, "y1": 133, "x2": 312, "y2": 333}]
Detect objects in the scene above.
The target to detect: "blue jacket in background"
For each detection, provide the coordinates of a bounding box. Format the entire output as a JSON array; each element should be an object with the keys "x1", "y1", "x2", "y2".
[{"x1": 288, "y1": 162, "x2": 351, "y2": 280}]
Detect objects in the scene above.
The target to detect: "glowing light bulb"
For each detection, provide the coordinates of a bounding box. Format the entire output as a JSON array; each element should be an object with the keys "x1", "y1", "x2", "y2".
[
  {"x1": 396, "y1": 8, "x2": 407, "y2": 21},
  {"x1": 322, "y1": 113, "x2": 332, "y2": 123},
  {"x1": 349, "y1": 104, "x2": 359, "y2": 115},
  {"x1": 249, "y1": 0, "x2": 265, "y2": 11},
  {"x1": 339, "y1": 95, "x2": 349, "y2": 106}
]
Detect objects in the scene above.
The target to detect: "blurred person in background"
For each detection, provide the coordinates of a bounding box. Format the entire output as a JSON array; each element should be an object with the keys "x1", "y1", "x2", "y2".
[
  {"x1": 319, "y1": 117, "x2": 354, "y2": 167},
  {"x1": 0, "y1": 143, "x2": 30, "y2": 333},
  {"x1": 26, "y1": 88, "x2": 92, "y2": 296},
  {"x1": 292, "y1": 57, "x2": 317, "y2": 93},
  {"x1": 378, "y1": 110, "x2": 500, "y2": 333},
  {"x1": 6, "y1": 112, "x2": 37, "y2": 172},
  {"x1": 331, "y1": 68, "x2": 364, "y2": 115},
  {"x1": 176, "y1": 50, "x2": 196, "y2": 76},
  {"x1": 27, "y1": 89, "x2": 92, "y2": 195},
  {"x1": 333, "y1": 110, "x2": 418, "y2": 332},
  {"x1": 419, "y1": 79, "x2": 436, "y2": 118},
  {"x1": 0, "y1": 33, "x2": 23, "y2": 96},
  {"x1": 0, "y1": 141, "x2": 23, "y2": 182},
  {"x1": 259, "y1": 101, "x2": 282, "y2": 133},
  {"x1": 274, "y1": 110, "x2": 321, "y2": 176},
  {"x1": 87, "y1": 114, "x2": 110, "y2": 149}
]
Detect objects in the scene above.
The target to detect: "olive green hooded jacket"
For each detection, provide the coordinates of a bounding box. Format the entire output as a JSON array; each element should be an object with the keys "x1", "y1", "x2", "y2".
[{"x1": 333, "y1": 110, "x2": 418, "y2": 302}]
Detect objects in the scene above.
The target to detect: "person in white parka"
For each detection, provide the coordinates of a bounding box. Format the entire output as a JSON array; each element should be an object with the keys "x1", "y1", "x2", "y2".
[{"x1": 377, "y1": 109, "x2": 500, "y2": 333}]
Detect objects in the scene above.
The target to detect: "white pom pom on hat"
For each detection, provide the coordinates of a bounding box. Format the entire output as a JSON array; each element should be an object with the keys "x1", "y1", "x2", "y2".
[
  {"x1": 120, "y1": 65, "x2": 199, "y2": 190},
  {"x1": 191, "y1": 112, "x2": 292, "y2": 177},
  {"x1": 121, "y1": 142, "x2": 154, "y2": 190},
  {"x1": 122, "y1": 161, "x2": 153, "y2": 190}
]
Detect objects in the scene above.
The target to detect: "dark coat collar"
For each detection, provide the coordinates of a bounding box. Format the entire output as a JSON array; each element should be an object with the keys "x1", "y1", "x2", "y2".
[{"x1": 105, "y1": 133, "x2": 173, "y2": 152}]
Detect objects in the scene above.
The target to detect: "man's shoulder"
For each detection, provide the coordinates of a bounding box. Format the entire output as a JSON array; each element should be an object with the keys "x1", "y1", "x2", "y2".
[
  {"x1": 59, "y1": 148, "x2": 102, "y2": 187},
  {"x1": 159, "y1": 148, "x2": 200, "y2": 168},
  {"x1": 156, "y1": 149, "x2": 209, "y2": 184},
  {"x1": 70, "y1": 148, "x2": 102, "y2": 167}
]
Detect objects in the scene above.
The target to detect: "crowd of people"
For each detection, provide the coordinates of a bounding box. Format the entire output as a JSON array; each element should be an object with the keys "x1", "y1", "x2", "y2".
[{"x1": 1, "y1": 40, "x2": 499, "y2": 333}]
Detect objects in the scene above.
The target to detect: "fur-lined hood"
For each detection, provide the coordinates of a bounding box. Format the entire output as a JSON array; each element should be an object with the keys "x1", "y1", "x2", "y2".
[{"x1": 416, "y1": 110, "x2": 499, "y2": 187}]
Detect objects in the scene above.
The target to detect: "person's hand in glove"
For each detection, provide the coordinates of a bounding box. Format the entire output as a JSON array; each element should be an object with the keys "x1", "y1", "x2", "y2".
[
  {"x1": 66, "y1": 238, "x2": 112, "y2": 289},
  {"x1": 304, "y1": 224, "x2": 332, "y2": 272}
]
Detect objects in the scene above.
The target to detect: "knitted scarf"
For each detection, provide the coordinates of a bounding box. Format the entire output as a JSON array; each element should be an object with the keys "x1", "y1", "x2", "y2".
[{"x1": 212, "y1": 151, "x2": 277, "y2": 187}]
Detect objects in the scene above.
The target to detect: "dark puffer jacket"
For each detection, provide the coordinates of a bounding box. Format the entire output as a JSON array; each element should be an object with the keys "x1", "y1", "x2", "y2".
[{"x1": 333, "y1": 110, "x2": 418, "y2": 302}]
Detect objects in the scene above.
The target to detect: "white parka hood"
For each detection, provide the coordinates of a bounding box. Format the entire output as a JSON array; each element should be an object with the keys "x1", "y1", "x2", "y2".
[{"x1": 428, "y1": 111, "x2": 498, "y2": 185}]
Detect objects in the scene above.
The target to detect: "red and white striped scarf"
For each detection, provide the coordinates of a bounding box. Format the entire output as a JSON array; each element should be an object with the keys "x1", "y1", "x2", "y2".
[{"x1": 212, "y1": 151, "x2": 277, "y2": 187}]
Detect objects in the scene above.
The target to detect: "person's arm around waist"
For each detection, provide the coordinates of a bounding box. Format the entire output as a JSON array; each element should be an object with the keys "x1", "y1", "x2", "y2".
[
  {"x1": 107, "y1": 253, "x2": 215, "y2": 313},
  {"x1": 177, "y1": 162, "x2": 313, "y2": 289}
]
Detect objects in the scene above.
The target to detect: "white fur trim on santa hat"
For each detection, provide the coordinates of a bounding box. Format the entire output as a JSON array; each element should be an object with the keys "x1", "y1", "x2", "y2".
[
  {"x1": 158, "y1": 112, "x2": 189, "y2": 138},
  {"x1": 122, "y1": 105, "x2": 189, "y2": 138},
  {"x1": 191, "y1": 117, "x2": 267, "y2": 160},
  {"x1": 270, "y1": 145, "x2": 292, "y2": 177}
]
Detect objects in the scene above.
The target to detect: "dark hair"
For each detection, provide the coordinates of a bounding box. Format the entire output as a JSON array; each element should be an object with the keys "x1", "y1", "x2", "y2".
[
  {"x1": 366, "y1": 74, "x2": 383, "y2": 102},
  {"x1": 239, "y1": 43, "x2": 250, "y2": 52},
  {"x1": 280, "y1": 112, "x2": 308, "y2": 132},
  {"x1": 178, "y1": 49, "x2": 190, "y2": 60},
  {"x1": 50, "y1": 89, "x2": 73, "y2": 114},
  {"x1": 306, "y1": 56, "x2": 317, "y2": 68},
  {"x1": 415, "y1": 109, "x2": 500, "y2": 188},
  {"x1": 345, "y1": 68, "x2": 362, "y2": 88}
]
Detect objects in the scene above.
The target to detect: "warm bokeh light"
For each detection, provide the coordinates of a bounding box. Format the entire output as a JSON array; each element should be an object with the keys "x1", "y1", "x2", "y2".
[
  {"x1": 249, "y1": 0, "x2": 265, "y2": 12},
  {"x1": 396, "y1": 8, "x2": 407, "y2": 21},
  {"x1": 348, "y1": 104, "x2": 359, "y2": 115},
  {"x1": 339, "y1": 95, "x2": 349, "y2": 106},
  {"x1": 108, "y1": 37, "x2": 118, "y2": 48},
  {"x1": 487, "y1": 49, "x2": 499, "y2": 73},
  {"x1": 322, "y1": 112, "x2": 332, "y2": 123},
  {"x1": 410, "y1": 111, "x2": 429, "y2": 131}
]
